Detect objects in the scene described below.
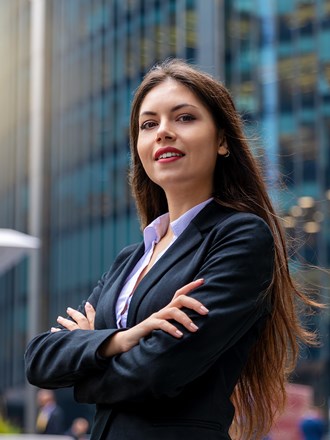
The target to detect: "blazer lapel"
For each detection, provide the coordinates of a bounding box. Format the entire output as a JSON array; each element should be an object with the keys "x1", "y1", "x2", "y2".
[
  {"x1": 126, "y1": 201, "x2": 234, "y2": 327},
  {"x1": 104, "y1": 242, "x2": 145, "y2": 327}
]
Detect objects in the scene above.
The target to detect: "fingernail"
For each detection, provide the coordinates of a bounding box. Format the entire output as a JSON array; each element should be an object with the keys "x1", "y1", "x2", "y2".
[
  {"x1": 175, "y1": 330, "x2": 183, "y2": 337},
  {"x1": 196, "y1": 278, "x2": 204, "y2": 283},
  {"x1": 190, "y1": 322, "x2": 199, "y2": 331},
  {"x1": 200, "y1": 306, "x2": 209, "y2": 313},
  {"x1": 67, "y1": 307, "x2": 72, "y2": 312},
  {"x1": 57, "y1": 316, "x2": 62, "y2": 321},
  {"x1": 85, "y1": 302, "x2": 91, "y2": 308}
]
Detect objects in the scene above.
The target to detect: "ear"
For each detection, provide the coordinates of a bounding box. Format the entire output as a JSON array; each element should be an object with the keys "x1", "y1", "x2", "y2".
[{"x1": 217, "y1": 137, "x2": 229, "y2": 156}]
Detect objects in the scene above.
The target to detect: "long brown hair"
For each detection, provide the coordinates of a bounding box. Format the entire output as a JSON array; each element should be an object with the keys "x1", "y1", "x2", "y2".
[{"x1": 129, "y1": 59, "x2": 320, "y2": 439}]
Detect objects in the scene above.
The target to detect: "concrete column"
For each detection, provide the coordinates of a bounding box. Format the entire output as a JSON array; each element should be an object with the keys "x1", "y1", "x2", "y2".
[{"x1": 25, "y1": 0, "x2": 46, "y2": 433}]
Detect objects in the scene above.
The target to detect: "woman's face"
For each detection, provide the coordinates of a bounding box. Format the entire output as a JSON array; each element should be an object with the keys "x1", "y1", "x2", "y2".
[{"x1": 137, "y1": 79, "x2": 221, "y2": 199}]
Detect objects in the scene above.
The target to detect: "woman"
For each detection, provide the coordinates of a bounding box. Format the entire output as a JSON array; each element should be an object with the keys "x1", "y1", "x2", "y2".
[{"x1": 25, "y1": 59, "x2": 319, "y2": 440}]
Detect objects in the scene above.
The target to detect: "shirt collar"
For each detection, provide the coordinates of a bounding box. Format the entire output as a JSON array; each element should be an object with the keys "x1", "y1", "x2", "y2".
[
  {"x1": 143, "y1": 213, "x2": 170, "y2": 250},
  {"x1": 143, "y1": 198, "x2": 213, "y2": 250}
]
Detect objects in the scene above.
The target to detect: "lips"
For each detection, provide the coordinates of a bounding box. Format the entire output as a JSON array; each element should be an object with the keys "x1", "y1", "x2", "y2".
[{"x1": 154, "y1": 147, "x2": 185, "y2": 161}]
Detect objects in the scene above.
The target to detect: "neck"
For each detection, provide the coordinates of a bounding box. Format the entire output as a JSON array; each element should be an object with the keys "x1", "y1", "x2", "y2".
[{"x1": 165, "y1": 190, "x2": 212, "y2": 222}]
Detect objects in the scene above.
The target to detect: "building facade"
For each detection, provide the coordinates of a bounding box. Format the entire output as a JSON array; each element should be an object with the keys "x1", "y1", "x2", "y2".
[
  {"x1": 0, "y1": 0, "x2": 329, "y2": 431},
  {"x1": 0, "y1": 0, "x2": 31, "y2": 409},
  {"x1": 224, "y1": 0, "x2": 330, "y2": 406},
  {"x1": 0, "y1": 0, "x2": 226, "y2": 430}
]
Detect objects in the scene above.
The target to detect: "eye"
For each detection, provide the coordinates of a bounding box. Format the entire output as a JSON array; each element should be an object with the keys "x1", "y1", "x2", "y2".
[
  {"x1": 177, "y1": 114, "x2": 196, "y2": 122},
  {"x1": 140, "y1": 120, "x2": 158, "y2": 130}
]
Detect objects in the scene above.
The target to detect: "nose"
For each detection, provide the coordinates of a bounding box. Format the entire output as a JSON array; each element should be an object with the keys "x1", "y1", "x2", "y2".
[{"x1": 156, "y1": 120, "x2": 176, "y2": 142}]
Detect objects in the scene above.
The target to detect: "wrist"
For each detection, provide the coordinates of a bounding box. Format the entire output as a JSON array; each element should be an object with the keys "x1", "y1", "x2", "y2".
[{"x1": 98, "y1": 331, "x2": 126, "y2": 357}]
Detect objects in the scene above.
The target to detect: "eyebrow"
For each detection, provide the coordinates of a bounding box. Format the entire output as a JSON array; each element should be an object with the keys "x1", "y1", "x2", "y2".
[{"x1": 139, "y1": 103, "x2": 198, "y2": 118}]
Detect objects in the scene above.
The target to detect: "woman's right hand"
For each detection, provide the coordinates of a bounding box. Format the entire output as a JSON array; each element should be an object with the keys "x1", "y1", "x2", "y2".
[{"x1": 99, "y1": 278, "x2": 208, "y2": 357}]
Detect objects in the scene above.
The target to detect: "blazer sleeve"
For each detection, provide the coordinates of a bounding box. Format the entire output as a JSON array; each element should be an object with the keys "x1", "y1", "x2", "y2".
[
  {"x1": 24, "y1": 244, "x2": 138, "y2": 389},
  {"x1": 73, "y1": 214, "x2": 274, "y2": 404}
]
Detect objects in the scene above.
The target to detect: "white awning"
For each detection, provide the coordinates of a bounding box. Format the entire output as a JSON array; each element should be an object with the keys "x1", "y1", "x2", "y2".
[{"x1": 0, "y1": 229, "x2": 40, "y2": 275}]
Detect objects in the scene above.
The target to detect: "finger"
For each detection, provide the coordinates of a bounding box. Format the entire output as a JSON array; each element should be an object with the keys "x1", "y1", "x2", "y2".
[
  {"x1": 66, "y1": 307, "x2": 90, "y2": 330},
  {"x1": 166, "y1": 307, "x2": 198, "y2": 332},
  {"x1": 158, "y1": 319, "x2": 184, "y2": 338},
  {"x1": 172, "y1": 295, "x2": 209, "y2": 315},
  {"x1": 66, "y1": 307, "x2": 85, "y2": 322},
  {"x1": 57, "y1": 315, "x2": 78, "y2": 331},
  {"x1": 85, "y1": 302, "x2": 96, "y2": 330},
  {"x1": 158, "y1": 307, "x2": 199, "y2": 332},
  {"x1": 50, "y1": 327, "x2": 61, "y2": 332},
  {"x1": 172, "y1": 278, "x2": 204, "y2": 299}
]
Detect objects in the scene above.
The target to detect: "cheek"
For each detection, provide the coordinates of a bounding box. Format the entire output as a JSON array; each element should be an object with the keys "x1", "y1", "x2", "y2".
[
  {"x1": 197, "y1": 143, "x2": 218, "y2": 175},
  {"x1": 136, "y1": 139, "x2": 144, "y2": 160},
  {"x1": 136, "y1": 140, "x2": 150, "y2": 171}
]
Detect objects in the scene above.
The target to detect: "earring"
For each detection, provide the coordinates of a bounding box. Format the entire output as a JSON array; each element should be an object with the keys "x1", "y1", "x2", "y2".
[{"x1": 218, "y1": 148, "x2": 230, "y2": 158}]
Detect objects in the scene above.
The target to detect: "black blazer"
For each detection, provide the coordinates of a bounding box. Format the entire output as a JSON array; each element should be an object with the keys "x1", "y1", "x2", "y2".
[{"x1": 25, "y1": 201, "x2": 274, "y2": 440}]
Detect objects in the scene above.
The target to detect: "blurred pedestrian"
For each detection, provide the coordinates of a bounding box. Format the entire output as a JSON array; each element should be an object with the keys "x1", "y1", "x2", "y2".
[
  {"x1": 65, "y1": 417, "x2": 89, "y2": 439},
  {"x1": 299, "y1": 407, "x2": 326, "y2": 440},
  {"x1": 35, "y1": 389, "x2": 65, "y2": 435}
]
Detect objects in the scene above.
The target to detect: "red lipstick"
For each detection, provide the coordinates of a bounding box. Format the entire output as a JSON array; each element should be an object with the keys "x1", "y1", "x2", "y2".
[{"x1": 154, "y1": 147, "x2": 185, "y2": 161}]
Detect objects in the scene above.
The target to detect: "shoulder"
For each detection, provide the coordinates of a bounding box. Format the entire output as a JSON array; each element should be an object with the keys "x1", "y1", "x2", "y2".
[
  {"x1": 205, "y1": 211, "x2": 275, "y2": 297},
  {"x1": 214, "y1": 212, "x2": 274, "y2": 259},
  {"x1": 195, "y1": 201, "x2": 274, "y2": 246},
  {"x1": 218, "y1": 210, "x2": 273, "y2": 238}
]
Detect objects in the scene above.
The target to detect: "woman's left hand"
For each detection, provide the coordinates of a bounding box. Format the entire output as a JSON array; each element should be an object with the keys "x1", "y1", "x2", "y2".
[{"x1": 50, "y1": 302, "x2": 95, "y2": 332}]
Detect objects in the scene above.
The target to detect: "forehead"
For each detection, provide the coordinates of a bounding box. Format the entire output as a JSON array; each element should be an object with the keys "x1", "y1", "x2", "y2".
[{"x1": 139, "y1": 79, "x2": 203, "y2": 113}]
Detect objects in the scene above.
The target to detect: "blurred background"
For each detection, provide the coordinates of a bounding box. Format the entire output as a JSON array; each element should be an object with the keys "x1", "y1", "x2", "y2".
[{"x1": 0, "y1": 0, "x2": 329, "y2": 438}]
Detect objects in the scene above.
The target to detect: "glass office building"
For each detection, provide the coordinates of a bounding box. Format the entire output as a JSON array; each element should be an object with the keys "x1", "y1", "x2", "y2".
[
  {"x1": 224, "y1": 0, "x2": 330, "y2": 404},
  {"x1": 0, "y1": 0, "x2": 329, "y2": 429},
  {"x1": 225, "y1": 0, "x2": 330, "y2": 261},
  {"x1": 40, "y1": 0, "x2": 225, "y2": 331},
  {"x1": 0, "y1": 0, "x2": 225, "y2": 428}
]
